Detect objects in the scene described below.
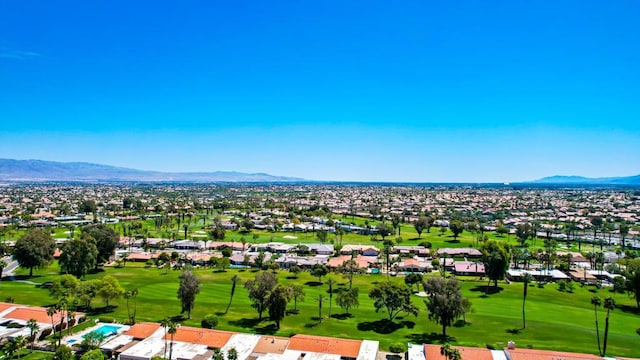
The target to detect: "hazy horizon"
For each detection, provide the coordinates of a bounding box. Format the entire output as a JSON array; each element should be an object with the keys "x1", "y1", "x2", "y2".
[{"x1": 1, "y1": 1, "x2": 638, "y2": 182}]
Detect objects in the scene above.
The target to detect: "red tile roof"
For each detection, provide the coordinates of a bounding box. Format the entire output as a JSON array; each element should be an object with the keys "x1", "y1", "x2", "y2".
[
  {"x1": 124, "y1": 322, "x2": 161, "y2": 339},
  {"x1": 252, "y1": 336, "x2": 290, "y2": 354},
  {"x1": 424, "y1": 345, "x2": 493, "y2": 360},
  {"x1": 164, "y1": 326, "x2": 235, "y2": 348},
  {"x1": 288, "y1": 334, "x2": 361, "y2": 358}
]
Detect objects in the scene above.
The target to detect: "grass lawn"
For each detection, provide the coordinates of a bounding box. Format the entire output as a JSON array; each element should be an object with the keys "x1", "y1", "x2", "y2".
[{"x1": 4, "y1": 262, "x2": 640, "y2": 358}]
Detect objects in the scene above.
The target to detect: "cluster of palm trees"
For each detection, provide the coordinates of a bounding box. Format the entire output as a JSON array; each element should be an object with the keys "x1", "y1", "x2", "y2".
[
  {"x1": 1, "y1": 318, "x2": 39, "y2": 359},
  {"x1": 161, "y1": 317, "x2": 179, "y2": 360}
]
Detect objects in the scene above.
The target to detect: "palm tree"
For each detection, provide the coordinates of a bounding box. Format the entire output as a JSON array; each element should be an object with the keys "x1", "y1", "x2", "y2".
[
  {"x1": 225, "y1": 275, "x2": 240, "y2": 314},
  {"x1": 522, "y1": 273, "x2": 532, "y2": 329},
  {"x1": 602, "y1": 297, "x2": 615, "y2": 357},
  {"x1": 46, "y1": 306, "x2": 58, "y2": 349},
  {"x1": 168, "y1": 322, "x2": 178, "y2": 360},
  {"x1": 591, "y1": 295, "x2": 602, "y2": 356},
  {"x1": 161, "y1": 317, "x2": 171, "y2": 358},
  {"x1": 327, "y1": 278, "x2": 336, "y2": 318},
  {"x1": 26, "y1": 319, "x2": 39, "y2": 353},
  {"x1": 0, "y1": 258, "x2": 7, "y2": 283},
  {"x1": 619, "y1": 223, "x2": 630, "y2": 251}
]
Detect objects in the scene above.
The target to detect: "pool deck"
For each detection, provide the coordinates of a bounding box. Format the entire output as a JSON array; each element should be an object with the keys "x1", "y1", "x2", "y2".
[{"x1": 64, "y1": 322, "x2": 131, "y2": 347}]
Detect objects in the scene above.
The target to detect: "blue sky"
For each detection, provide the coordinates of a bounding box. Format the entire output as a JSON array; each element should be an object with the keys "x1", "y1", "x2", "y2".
[{"x1": 1, "y1": 1, "x2": 638, "y2": 182}]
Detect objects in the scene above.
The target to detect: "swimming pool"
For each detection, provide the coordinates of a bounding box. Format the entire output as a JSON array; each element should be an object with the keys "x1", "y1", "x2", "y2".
[{"x1": 83, "y1": 324, "x2": 122, "y2": 338}]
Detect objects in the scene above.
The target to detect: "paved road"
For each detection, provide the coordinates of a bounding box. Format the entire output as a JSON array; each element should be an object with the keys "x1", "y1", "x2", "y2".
[{"x1": 1, "y1": 257, "x2": 19, "y2": 277}]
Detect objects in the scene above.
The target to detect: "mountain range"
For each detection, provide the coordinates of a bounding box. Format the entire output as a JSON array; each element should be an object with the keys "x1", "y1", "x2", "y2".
[
  {"x1": 0, "y1": 159, "x2": 305, "y2": 182},
  {"x1": 1, "y1": 158, "x2": 638, "y2": 185},
  {"x1": 531, "y1": 174, "x2": 640, "y2": 185}
]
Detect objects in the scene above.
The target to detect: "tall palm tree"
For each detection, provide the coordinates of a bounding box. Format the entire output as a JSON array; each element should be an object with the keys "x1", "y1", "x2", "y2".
[
  {"x1": 168, "y1": 322, "x2": 178, "y2": 360},
  {"x1": 225, "y1": 275, "x2": 240, "y2": 314},
  {"x1": 591, "y1": 296, "x2": 602, "y2": 356},
  {"x1": 0, "y1": 258, "x2": 7, "y2": 284},
  {"x1": 161, "y1": 317, "x2": 171, "y2": 358},
  {"x1": 522, "y1": 273, "x2": 532, "y2": 329},
  {"x1": 26, "y1": 319, "x2": 39, "y2": 353},
  {"x1": 327, "y1": 278, "x2": 336, "y2": 318},
  {"x1": 602, "y1": 297, "x2": 616, "y2": 357},
  {"x1": 619, "y1": 223, "x2": 630, "y2": 251},
  {"x1": 46, "y1": 306, "x2": 58, "y2": 349}
]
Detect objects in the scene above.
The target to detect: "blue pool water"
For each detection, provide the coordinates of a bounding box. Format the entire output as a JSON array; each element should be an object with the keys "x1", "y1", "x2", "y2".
[{"x1": 83, "y1": 324, "x2": 122, "y2": 338}]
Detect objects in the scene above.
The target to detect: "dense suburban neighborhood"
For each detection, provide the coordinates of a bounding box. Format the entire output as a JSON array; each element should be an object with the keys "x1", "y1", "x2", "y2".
[{"x1": 1, "y1": 183, "x2": 640, "y2": 360}]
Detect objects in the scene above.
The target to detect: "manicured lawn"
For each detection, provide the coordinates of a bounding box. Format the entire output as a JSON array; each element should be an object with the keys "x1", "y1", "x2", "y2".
[{"x1": 4, "y1": 262, "x2": 640, "y2": 358}]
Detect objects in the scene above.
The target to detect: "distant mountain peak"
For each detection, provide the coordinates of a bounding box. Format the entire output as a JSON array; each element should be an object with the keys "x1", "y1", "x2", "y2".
[
  {"x1": 531, "y1": 174, "x2": 640, "y2": 185},
  {"x1": 0, "y1": 158, "x2": 305, "y2": 182}
]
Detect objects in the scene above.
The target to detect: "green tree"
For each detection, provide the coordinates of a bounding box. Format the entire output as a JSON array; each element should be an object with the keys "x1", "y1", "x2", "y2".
[
  {"x1": 177, "y1": 270, "x2": 201, "y2": 319},
  {"x1": 77, "y1": 279, "x2": 101, "y2": 309},
  {"x1": 448, "y1": 221, "x2": 464, "y2": 240},
  {"x1": 58, "y1": 235, "x2": 98, "y2": 278},
  {"x1": 481, "y1": 240, "x2": 509, "y2": 288},
  {"x1": 619, "y1": 223, "x2": 630, "y2": 250},
  {"x1": 377, "y1": 223, "x2": 394, "y2": 242},
  {"x1": 623, "y1": 258, "x2": 640, "y2": 309},
  {"x1": 404, "y1": 273, "x2": 423, "y2": 292},
  {"x1": 368, "y1": 282, "x2": 418, "y2": 322},
  {"x1": 227, "y1": 348, "x2": 238, "y2": 360},
  {"x1": 602, "y1": 296, "x2": 615, "y2": 356},
  {"x1": 316, "y1": 229, "x2": 328, "y2": 243},
  {"x1": 291, "y1": 284, "x2": 305, "y2": 312},
  {"x1": 268, "y1": 284, "x2": 292, "y2": 329},
  {"x1": 440, "y1": 344, "x2": 461, "y2": 360},
  {"x1": 54, "y1": 345, "x2": 73, "y2": 360},
  {"x1": 591, "y1": 296, "x2": 602, "y2": 356},
  {"x1": 414, "y1": 217, "x2": 428, "y2": 239},
  {"x1": 168, "y1": 321, "x2": 178, "y2": 360},
  {"x1": 13, "y1": 228, "x2": 56, "y2": 277},
  {"x1": 49, "y1": 274, "x2": 80, "y2": 300},
  {"x1": 515, "y1": 223, "x2": 533, "y2": 247},
  {"x1": 225, "y1": 275, "x2": 240, "y2": 314},
  {"x1": 82, "y1": 224, "x2": 119, "y2": 269},
  {"x1": 245, "y1": 271, "x2": 278, "y2": 320},
  {"x1": 26, "y1": 318, "x2": 39, "y2": 352},
  {"x1": 327, "y1": 278, "x2": 336, "y2": 318},
  {"x1": 590, "y1": 216, "x2": 603, "y2": 251},
  {"x1": 521, "y1": 272, "x2": 532, "y2": 329},
  {"x1": 391, "y1": 214, "x2": 402, "y2": 237},
  {"x1": 289, "y1": 265, "x2": 302, "y2": 279},
  {"x1": 124, "y1": 288, "x2": 139, "y2": 324},
  {"x1": 336, "y1": 287, "x2": 359, "y2": 315},
  {"x1": 423, "y1": 277, "x2": 467, "y2": 337},
  {"x1": 97, "y1": 275, "x2": 124, "y2": 308},
  {"x1": 310, "y1": 264, "x2": 329, "y2": 283}
]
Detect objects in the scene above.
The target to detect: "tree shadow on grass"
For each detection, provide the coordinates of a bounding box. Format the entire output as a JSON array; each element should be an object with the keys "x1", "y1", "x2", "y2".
[
  {"x1": 255, "y1": 323, "x2": 277, "y2": 335},
  {"x1": 305, "y1": 281, "x2": 323, "y2": 287},
  {"x1": 228, "y1": 317, "x2": 262, "y2": 328},
  {"x1": 357, "y1": 319, "x2": 415, "y2": 334},
  {"x1": 616, "y1": 304, "x2": 640, "y2": 315},
  {"x1": 286, "y1": 276, "x2": 298, "y2": 280},
  {"x1": 445, "y1": 239, "x2": 461, "y2": 244},
  {"x1": 331, "y1": 313, "x2": 354, "y2": 320},
  {"x1": 506, "y1": 328, "x2": 522, "y2": 335},
  {"x1": 85, "y1": 306, "x2": 116, "y2": 316},
  {"x1": 453, "y1": 320, "x2": 471, "y2": 328},
  {"x1": 406, "y1": 332, "x2": 456, "y2": 344},
  {"x1": 470, "y1": 286, "x2": 504, "y2": 295}
]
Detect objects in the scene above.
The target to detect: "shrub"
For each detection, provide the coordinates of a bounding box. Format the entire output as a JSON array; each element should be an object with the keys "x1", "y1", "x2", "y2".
[
  {"x1": 98, "y1": 316, "x2": 115, "y2": 323},
  {"x1": 486, "y1": 344, "x2": 496, "y2": 350},
  {"x1": 55, "y1": 345, "x2": 74, "y2": 360},
  {"x1": 39, "y1": 327, "x2": 53, "y2": 340},
  {"x1": 201, "y1": 314, "x2": 219, "y2": 329},
  {"x1": 388, "y1": 343, "x2": 406, "y2": 354},
  {"x1": 557, "y1": 280, "x2": 567, "y2": 292},
  {"x1": 80, "y1": 349, "x2": 105, "y2": 360},
  {"x1": 418, "y1": 241, "x2": 432, "y2": 248},
  {"x1": 566, "y1": 281, "x2": 575, "y2": 293},
  {"x1": 78, "y1": 316, "x2": 88, "y2": 323}
]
